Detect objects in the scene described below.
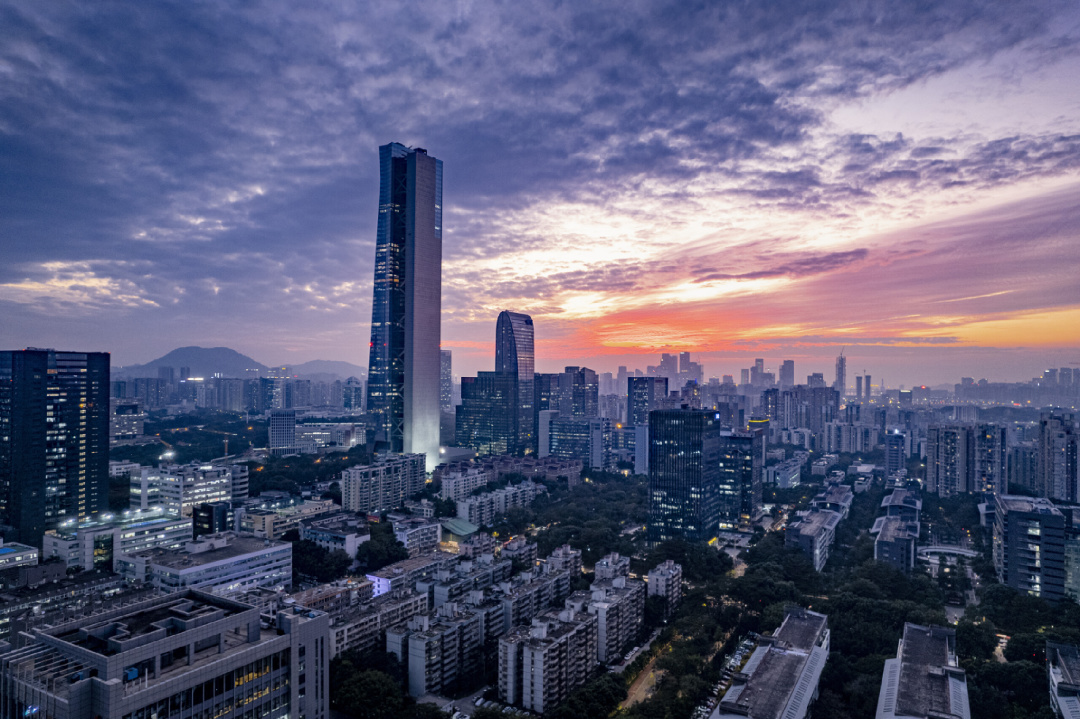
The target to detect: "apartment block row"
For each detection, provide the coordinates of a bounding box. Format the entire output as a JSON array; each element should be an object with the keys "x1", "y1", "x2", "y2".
[{"x1": 456, "y1": 481, "x2": 546, "y2": 528}]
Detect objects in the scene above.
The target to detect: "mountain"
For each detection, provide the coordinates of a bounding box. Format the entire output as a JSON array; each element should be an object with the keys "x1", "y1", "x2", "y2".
[
  {"x1": 286, "y1": 360, "x2": 367, "y2": 379},
  {"x1": 114, "y1": 346, "x2": 268, "y2": 379}
]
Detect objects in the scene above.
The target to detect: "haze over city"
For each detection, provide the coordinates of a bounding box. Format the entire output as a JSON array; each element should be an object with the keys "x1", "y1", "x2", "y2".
[{"x1": 2, "y1": 1, "x2": 1079, "y2": 386}]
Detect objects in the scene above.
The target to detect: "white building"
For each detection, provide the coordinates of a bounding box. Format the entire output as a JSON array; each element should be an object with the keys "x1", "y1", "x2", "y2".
[
  {"x1": 874, "y1": 623, "x2": 970, "y2": 719},
  {"x1": 716, "y1": 608, "x2": 830, "y2": 719},
  {"x1": 647, "y1": 560, "x2": 682, "y2": 616},
  {"x1": 116, "y1": 532, "x2": 292, "y2": 595},
  {"x1": 43, "y1": 510, "x2": 193, "y2": 571},
  {"x1": 131, "y1": 463, "x2": 234, "y2": 516}
]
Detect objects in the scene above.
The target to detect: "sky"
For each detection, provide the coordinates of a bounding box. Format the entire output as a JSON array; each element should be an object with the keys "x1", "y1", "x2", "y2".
[{"x1": 2, "y1": 1, "x2": 1079, "y2": 388}]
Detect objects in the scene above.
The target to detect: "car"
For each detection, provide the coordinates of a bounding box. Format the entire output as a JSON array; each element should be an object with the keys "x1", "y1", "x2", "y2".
[{"x1": 475, "y1": 698, "x2": 484, "y2": 706}]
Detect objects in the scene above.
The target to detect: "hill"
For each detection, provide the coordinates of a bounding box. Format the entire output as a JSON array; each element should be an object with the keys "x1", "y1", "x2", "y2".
[
  {"x1": 114, "y1": 347, "x2": 268, "y2": 379},
  {"x1": 286, "y1": 360, "x2": 366, "y2": 379}
]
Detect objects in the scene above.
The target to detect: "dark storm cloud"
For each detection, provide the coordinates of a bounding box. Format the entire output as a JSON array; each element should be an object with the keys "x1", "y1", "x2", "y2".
[{"x1": 0, "y1": 0, "x2": 1078, "y2": 363}]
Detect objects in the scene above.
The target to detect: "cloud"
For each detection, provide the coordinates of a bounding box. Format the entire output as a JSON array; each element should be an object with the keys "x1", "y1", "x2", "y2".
[{"x1": 0, "y1": 0, "x2": 1078, "y2": 382}]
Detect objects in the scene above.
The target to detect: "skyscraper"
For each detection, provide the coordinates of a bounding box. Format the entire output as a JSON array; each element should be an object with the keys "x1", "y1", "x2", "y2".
[
  {"x1": 834, "y1": 353, "x2": 846, "y2": 395},
  {"x1": 628, "y1": 377, "x2": 668, "y2": 426},
  {"x1": 440, "y1": 349, "x2": 453, "y2": 411},
  {"x1": 648, "y1": 409, "x2": 723, "y2": 544},
  {"x1": 0, "y1": 349, "x2": 110, "y2": 547},
  {"x1": 366, "y1": 143, "x2": 443, "y2": 470},
  {"x1": 779, "y1": 360, "x2": 795, "y2": 389},
  {"x1": 495, "y1": 310, "x2": 535, "y2": 454}
]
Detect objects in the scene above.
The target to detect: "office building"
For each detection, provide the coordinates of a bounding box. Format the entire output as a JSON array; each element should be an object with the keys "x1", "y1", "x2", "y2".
[
  {"x1": 456, "y1": 372, "x2": 518, "y2": 455},
  {"x1": 268, "y1": 409, "x2": 298, "y2": 456},
  {"x1": 1047, "y1": 642, "x2": 1080, "y2": 719},
  {"x1": 43, "y1": 510, "x2": 193, "y2": 571},
  {"x1": 498, "y1": 608, "x2": 598, "y2": 714},
  {"x1": 993, "y1": 495, "x2": 1066, "y2": 601},
  {"x1": 716, "y1": 608, "x2": 829, "y2": 719},
  {"x1": 0, "y1": 349, "x2": 110, "y2": 547},
  {"x1": 546, "y1": 416, "x2": 613, "y2": 470},
  {"x1": 440, "y1": 349, "x2": 453, "y2": 411},
  {"x1": 874, "y1": 623, "x2": 970, "y2": 719},
  {"x1": 365, "y1": 143, "x2": 443, "y2": 471},
  {"x1": 340, "y1": 454, "x2": 426, "y2": 514},
  {"x1": 116, "y1": 532, "x2": 292, "y2": 595},
  {"x1": 496, "y1": 310, "x2": 535, "y2": 455},
  {"x1": 628, "y1": 377, "x2": 668, "y2": 426},
  {"x1": 647, "y1": 409, "x2": 723, "y2": 544},
  {"x1": 131, "y1": 463, "x2": 234, "y2": 516},
  {"x1": 779, "y1": 360, "x2": 795, "y2": 389},
  {"x1": 193, "y1": 501, "x2": 234, "y2": 538},
  {"x1": 834, "y1": 353, "x2": 846, "y2": 395},
  {"x1": 0, "y1": 589, "x2": 330, "y2": 719},
  {"x1": 884, "y1": 430, "x2": 907, "y2": 477},
  {"x1": 717, "y1": 429, "x2": 764, "y2": 531}
]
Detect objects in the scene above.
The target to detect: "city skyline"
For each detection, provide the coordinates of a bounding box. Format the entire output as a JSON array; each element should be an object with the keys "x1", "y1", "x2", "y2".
[{"x1": 2, "y1": 2, "x2": 1080, "y2": 387}]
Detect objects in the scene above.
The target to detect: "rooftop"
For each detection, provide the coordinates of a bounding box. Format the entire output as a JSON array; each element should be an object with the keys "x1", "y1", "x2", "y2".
[
  {"x1": 135, "y1": 535, "x2": 288, "y2": 570},
  {"x1": 998, "y1": 494, "x2": 1063, "y2": 516},
  {"x1": 791, "y1": 510, "x2": 841, "y2": 537},
  {"x1": 895, "y1": 623, "x2": 966, "y2": 719},
  {"x1": 773, "y1": 607, "x2": 828, "y2": 651},
  {"x1": 876, "y1": 516, "x2": 920, "y2": 543}
]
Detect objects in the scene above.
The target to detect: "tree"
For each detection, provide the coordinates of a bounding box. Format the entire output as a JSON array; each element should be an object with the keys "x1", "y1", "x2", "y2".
[
  {"x1": 471, "y1": 708, "x2": 506, "y2": 719},
  {"x1": 334, "y1": 670, "x2": 407, "y2": 719},
  {"x1": 356, "y1": 521, "x2": 409, "y2": 572},
  {"x1": 291, "y1": 540, "x2": 351, "y2": 585},
  {"x1": 955, "y1": 621, "x2": 997, "y2": 661}
]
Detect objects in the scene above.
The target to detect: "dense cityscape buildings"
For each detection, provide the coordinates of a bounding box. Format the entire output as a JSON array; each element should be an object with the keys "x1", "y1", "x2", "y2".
[{"x1": 4, "y1": 7, "x2": 1080, "y2": 712}]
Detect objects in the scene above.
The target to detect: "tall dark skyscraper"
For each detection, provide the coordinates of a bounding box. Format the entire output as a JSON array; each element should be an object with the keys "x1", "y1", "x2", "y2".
[
  {"x1": 717, "y1": 429, "x2": 764, "y2": 531},
  {"x1": 0, "y1": 349, "x2": 110, "y2": 547},
  {"x1": 366, "y1": 143, "x2": 443, "y2": 469},
  {"x1": 779, "y1": 360, "x2": 795, "y2": 389},
  {"x1": 648, "y1": 409, "x2": 723, "y2": 544},
  {"x1": 834, "y1": 352, "x2": 846, "y2": 395},
  {"x1": 496, "y1": 311, "x2": 535, "y2": 455},
  {"x1": 628, "y1": 377, "x2": 668, "y2": 426}
]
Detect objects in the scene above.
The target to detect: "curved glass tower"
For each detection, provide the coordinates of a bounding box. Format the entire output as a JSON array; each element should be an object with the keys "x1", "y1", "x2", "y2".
[
  {"x1": 366, "y1": 143, "x2": 443, "y2": 469},
  {"x1": 495, "y1": 310, "x2": 535, "y2": 454}
]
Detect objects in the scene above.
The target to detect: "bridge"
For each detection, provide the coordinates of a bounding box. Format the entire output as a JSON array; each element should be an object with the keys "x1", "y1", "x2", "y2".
[{"x1": 917, "y1": 545, "x2": 979, "y2": 559}]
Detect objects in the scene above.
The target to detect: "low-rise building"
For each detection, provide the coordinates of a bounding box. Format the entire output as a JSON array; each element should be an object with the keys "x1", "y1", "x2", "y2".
[
  {"x1": 456, "y1": 481, "x2": 545, "y2": 528},
  {"x1": 240, "y1": 498, "x2": 337, "y2": 540},
  {"x1": 116, "y1": 532, "x2": 292, "y2": 595},
  {"x1": 1047, "y1": 641, "x2": 1080, "y2": 719},
  {"x1": 811, "y1": 482, "x2": 854, "y2": 518},
  {"x1": 366, "y1": 552, "x2": 457, "y2": 598},
  {"x1": 647, "y1": 560, "x2": 682, "y2": 616},
  {"x1": 301, "y1": 512, "x2": 370, "y2": 558},
  {"x1": 593, "y1": 552, "x2": 631, "y2": 580},
  {"x1": 434, "y1": 463, "x2": 496, "y2": 502},
  {"x1": 43, "y1": 510, "x2": 192, "y2": 571},
  {"x1": 872, "y1": 516, "x2": 920, "y2": 573},
  {"x1": 392, "y1": 516, "x2": 442, "y2": 557},
  {"x1": 502, "y1": 536, "x2": 538, "y2": 569},
  {"x1": 545, "y1": 544, "x2": 583, "y2": 577},
  {"x1": 881, "y1": 489, "x2": 922, "y2": 523},
  {"x1": 716, "y1": 607, "x2": 830, "y2": 719},
  {"x1": 130, "y1": 463, "x2": 236, "y2": 515},
  {"x1": 785, "y1": 510, "x2": 842, "y2": 572},
  {"x1": 457, "y1": 532, "x2": 498, "y2": 558},
  {"x1": 329, "y1": 591, "x2": 429, "y2": 658},
  {"x1": 874, "y1": 622, "x2": 970, "y2": 719}
]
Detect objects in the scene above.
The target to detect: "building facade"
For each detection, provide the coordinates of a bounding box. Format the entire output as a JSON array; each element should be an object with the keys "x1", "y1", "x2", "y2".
[
  {"x1": 341, "y1": 454, "x2": 426, "y2": 515},
  {"x1": 366, "y1": 143, "x2": 443, "y2": 470},
  {"x1": 0, "y1": 349, "x2": 110, "y2": 547}
]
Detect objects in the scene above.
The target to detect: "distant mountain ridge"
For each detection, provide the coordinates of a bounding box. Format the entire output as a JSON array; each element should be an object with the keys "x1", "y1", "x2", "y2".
[{"x1": 114, "y1": 347, "x2": 365, "y2": 379}]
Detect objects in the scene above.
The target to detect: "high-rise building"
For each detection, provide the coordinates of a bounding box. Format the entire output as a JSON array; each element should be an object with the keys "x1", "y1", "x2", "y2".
[
  {"x1": 1038, "y1": 413, "x2": 1078, "y2": 502},
  {"x1": 717, "y1": 429, "x2": 764, "y2": 530},
  {"x1": 971, "y1": 424, "x2": 1007, "y2": 494},
  {"x1": 834, "y1": 353, "x2": 846, "y2": 395},
  {"x1": 628, "y1": 377, "x2": 668, "y2": 426},
  {"x1": 856, "y1": 375, "x2": 864, "y2": 402},
  {"x1": 648, "y1": 409, "x2": 723, "y2": 544},
  {"x1": 994, "y1": 495, "x2": 1066, "y2": 602},
  {"x1": 926, "y1": 425, "x2": 970, "y2": 497},
  {"x1": 496, "y1": 311, "x2": 535, "y2": 455},
  {"x1": 884, "y1": 430, "x2": 907, "y2": 477},
  {"x1": 0, "y1": 349, "x2": 110, "y2": 547},
  {"x1": 269, "y1": 409, "x2": 297, "y2": 456},
  {"x1": 456, "y1": 372, "x2": 517, "y2": 455},
  {"x1": 440, "y1": 349, "x2": 453, "y2": 411},
  {"x1": 779, "y1": 360, "x2": 795, "y2": 389},
  {"x1": 365, "y1": 143, "x2": 443, "y2": 470}
]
